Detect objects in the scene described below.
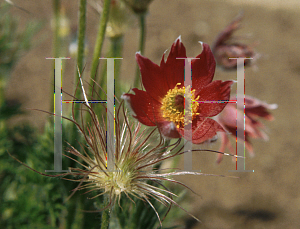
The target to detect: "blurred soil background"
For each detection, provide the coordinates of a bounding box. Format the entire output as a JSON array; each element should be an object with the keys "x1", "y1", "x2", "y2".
[{"x1": 4, "y1": 0, "x2": 300, "y2": 228}]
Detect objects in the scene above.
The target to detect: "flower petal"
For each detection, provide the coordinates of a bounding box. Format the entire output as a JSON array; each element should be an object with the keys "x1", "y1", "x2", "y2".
[
  {"x1": 160, "y1": 36, "x2": 186, "y2": 90},
  {"x1": 122, "y1": 88, "x2": 164, "y2": 126},
  {"x1": 136, "y1": 53, "x2": 169, "y2": 101},
  {"x1": 191, "y1": 42, "x2": 216, "y2": 90},
  {"x1": 178, "y1": 117, "x2": 225, "y2": 144},
  {"x1": 196, "y1": 80, "x2": 233, "y2": 117}
]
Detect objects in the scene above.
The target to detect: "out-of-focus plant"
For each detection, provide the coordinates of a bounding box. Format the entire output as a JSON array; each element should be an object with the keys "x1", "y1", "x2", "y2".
[
  {"x1": 0, "y1": 3, "x2": 60, "y2": 229},
  {"x1": 0, "y1": 3, "x2": 41, "y2": 105}
]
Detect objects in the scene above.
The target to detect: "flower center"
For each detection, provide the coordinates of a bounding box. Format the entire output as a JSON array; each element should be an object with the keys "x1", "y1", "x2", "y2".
[{"x1": 161, "y1": 83, "x2": 200, "y2": 128}]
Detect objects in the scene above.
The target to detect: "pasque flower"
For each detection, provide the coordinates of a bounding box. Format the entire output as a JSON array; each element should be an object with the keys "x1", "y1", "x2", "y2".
[
  {"x1": 216, "y1": 95, "x2": 277, "y2": 164},
  {"x1": 123, "y1": 37, "x2": 233, "y2": 144},
  {"x1": 212, "y1": 13, "x2": 259, "y2": 69}
]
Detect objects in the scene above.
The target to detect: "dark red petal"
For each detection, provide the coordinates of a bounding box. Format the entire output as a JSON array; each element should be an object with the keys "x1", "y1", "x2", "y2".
[
  {"x1": 178, "y1": 117, "x2": 225, "y2": 144},
  {"x1": 157, "y1": 121, "x2": 181, "y2": 139},
  {"x1": 191, "y1": 43, "x2": 216, "y2": 90},
  {"x1": 196, "y1": 80, "x2": 233, "y2": 117},
  {"x1": 160, "y1": 37, "x2": 186, "y2": 90},
  {"x1": 246, "y1": 107, "x2": 275, "y2": 121},
  {"x1": 136, "y1": 53, "x2": 169, "y2": 101},
  {"x1": 123, "y1": 88, "x2": 164, "y2": 126}
]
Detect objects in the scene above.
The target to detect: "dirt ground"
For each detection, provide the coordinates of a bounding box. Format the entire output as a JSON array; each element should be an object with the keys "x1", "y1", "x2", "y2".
[{"x1": 5, "y1": 0, "x2": 300, "y2": 228}]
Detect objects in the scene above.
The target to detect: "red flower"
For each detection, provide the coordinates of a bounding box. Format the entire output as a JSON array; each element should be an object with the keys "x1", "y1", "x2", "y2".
[
  {"x1": 212, "y1": 13, "x2": 259, "y2": 69},
  {"x1": 122, "y1": 37, "x2": 233, "y2": 144},
  {"x1": 216, "y1": 95, "x2": 278, "y2": 164}
]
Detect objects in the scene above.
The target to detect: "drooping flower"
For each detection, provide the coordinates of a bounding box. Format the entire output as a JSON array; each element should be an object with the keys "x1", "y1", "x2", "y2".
[
  {"x1": 123, "y1": 37, "x2": 233, "y2": 144},
  {"x1": 216, "y1": 95, "x2": 278, "y2": 164},
  {"x1": 122, "y1": 0, "x2": 153, "y2": 14},
  {"x1": 212, "y1": 13, "x2": 259, "y2": 69}
]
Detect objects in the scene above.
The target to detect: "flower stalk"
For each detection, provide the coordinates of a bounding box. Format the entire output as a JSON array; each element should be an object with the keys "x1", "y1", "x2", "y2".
[
  {"x1": 73, "y1": 0, "x2": 87, "y2": 117},
  {"x1": 90, "y1": 0, "x2": 111, "y2": 88},
  {"x1": 134, "y1": 12, "x2": 146, "y2": 88}
]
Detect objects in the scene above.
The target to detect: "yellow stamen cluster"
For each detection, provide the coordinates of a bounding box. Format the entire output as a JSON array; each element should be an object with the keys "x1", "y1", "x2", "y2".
[{"x1": 161, "y1": 83, "x2": 200, "y2": 128}]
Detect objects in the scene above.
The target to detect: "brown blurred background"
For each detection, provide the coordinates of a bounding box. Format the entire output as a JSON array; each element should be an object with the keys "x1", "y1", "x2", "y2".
[{"x1": 5, "y1": 0, "x2": 300, "y2": 228}]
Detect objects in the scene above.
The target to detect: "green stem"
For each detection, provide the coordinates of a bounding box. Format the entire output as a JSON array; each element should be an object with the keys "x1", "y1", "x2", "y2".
[
  {"x1": 76, "y1": 0, "x2": 87, "y2": 78},
  {"x1": 90, "y1": 0, "x2": 111, "y2": 91},
  {"x1": 74, "y1": 0, "x2": 87, "y2": 114},
  {"x1": 100, "y1": 194, "x2": 111, "y2": 229},
  {"x1": 138, "y1": 13, "x2": 146, "y2": 56},
  {"x1": 50, "y1": 0, "x2": 61, "y2": 111},
  {"x1": 134, "y1": 13, "x2": 146, "y2": 88}
]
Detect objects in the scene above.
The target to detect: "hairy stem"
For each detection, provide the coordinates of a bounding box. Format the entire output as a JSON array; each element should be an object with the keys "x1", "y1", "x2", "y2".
[{"x1": 100, "y1": 194, "x2": 111, "y2": 229}]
